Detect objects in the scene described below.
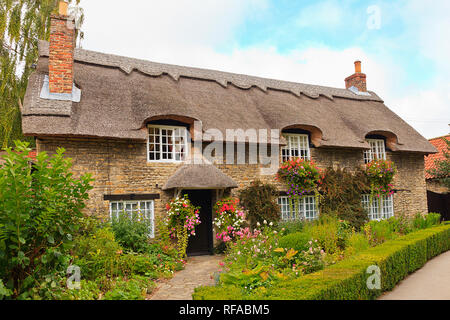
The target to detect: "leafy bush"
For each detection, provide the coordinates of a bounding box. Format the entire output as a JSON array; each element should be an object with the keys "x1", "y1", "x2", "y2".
[
  {"x1": 318, "y1": 167, "x2": 369, "y2": 229},
  {"x1": 111, "y1": 211, "x2": 153, "y2": 253},
  {"x1": 412, "y1": 213, "x2": 441, "y2": 230},
  {"x1": 60, "y1": 280, "x2": 101, "y2": 300},
  {"x1": 303, "y1": 215, "x2": 350, "y2": 255},
  {"x1": 102, "y1": 275, "x2": 155, "y2": 300},
  {"x1": 363, "y1": 218, "x2": 399, "y2": 245},
  {"x1": 238, "y1": 180, "x2": 280, "y2": 229},
  {"x1": 72, "y1": 227, "x2": 124, "y2": 279},
  {"x1": 276, "y1": 220, "x2": 306, "y2": 235},
  {"x1": 0, "y1": 141, "x2": 93, "y2": 298},
  {"x1": 344, "y1": 233, "x2": 370, "y2": 256},
  {"x1": 193, "y1": 224, "x2": 450, "y2": 300},
  {"x1": 278, "y1": 232, "x2": 312, "y2": 252}
]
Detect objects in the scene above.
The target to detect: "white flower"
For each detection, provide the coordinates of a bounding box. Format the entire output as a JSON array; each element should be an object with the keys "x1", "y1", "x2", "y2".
[
  {"x1": 263, "y1": 220, "x2": 267, "y2": 224},
  {"x1": 269, "y1": 222, "x2": 273, "y2": 226},
  {"x1": 257, "y1": 222, "x2": 261, "y2": 227}
]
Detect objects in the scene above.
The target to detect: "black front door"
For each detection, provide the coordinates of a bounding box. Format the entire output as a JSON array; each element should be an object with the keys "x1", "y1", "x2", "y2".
[{"x1": 184, "y1": 190, "x2": 213, "y2": 256}]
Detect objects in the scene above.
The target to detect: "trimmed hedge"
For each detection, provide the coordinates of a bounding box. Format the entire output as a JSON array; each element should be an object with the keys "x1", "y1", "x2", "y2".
[{"x1": 193, "y1": 223, "x2": 450, "y2": 300}]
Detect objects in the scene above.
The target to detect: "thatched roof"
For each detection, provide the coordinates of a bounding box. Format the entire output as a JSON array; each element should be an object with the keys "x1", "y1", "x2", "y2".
[
  {"x1": 162, "y1": 164, "x2": 238, "y2": 190},
  {"x1": 21, "y1": 41, "x2": 437, "y2": 154}
]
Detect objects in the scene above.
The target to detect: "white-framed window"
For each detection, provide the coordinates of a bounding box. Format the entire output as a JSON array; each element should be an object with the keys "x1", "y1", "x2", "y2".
[
  {"x1": 148, "y1": 125, "x2": 188, "y2": 162},
  {"x1": 362, "y1": 194, "x2": 394, "y2": 221},
  {"x1": 278, "y1": 196, "x2": 318, "y2": 221},
  {"x1": 109, "y1": 200, "x2": 155, "y2": 238},
  {"x1": 364, "y1": 139, "x2": 386, "y2": 163},
  {"x1": 281, "y1": 133, "x2": 311, "y2": 162}
]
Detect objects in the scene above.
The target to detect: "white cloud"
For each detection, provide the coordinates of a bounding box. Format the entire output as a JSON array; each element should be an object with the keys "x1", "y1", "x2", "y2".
[
  {"x1": 77, "y1": 0, "x2": 449, "y2": 139},
  {"x1": 296, "y1": 1, "x2": 344, "y2": 29}
]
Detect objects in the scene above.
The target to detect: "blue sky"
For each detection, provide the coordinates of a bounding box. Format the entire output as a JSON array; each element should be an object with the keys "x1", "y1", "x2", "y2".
[{"x1": 80, "y1": 0, "x2": 449, "y2": 138}]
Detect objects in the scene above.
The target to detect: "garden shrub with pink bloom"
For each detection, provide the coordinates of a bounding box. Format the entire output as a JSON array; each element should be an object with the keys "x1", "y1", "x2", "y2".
[
  {"x1": 165, "y1": 195, "x2": 201, "y2": 259},
  {"x1": 213, "y1": 198, "x2": 246, "y2": 243}
]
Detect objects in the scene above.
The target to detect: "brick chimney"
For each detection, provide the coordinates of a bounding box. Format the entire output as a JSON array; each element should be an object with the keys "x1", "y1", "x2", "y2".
[
  {"x1": 345, "y1": 60, "x2": 367, "y2": 92},
  {"x1": 49, "y1": 1, "x2": 75, "y2": 94}
]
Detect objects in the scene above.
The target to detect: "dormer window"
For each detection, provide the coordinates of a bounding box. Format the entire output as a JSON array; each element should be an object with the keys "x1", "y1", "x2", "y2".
[
  {"x1": 364, "y1": 138, "x2": 386, "y2": 164},
  {"x1": 148, "y1": 125, "x2": 188, "y2": 162},
  {"x1": 281, "y1": 133, "x2": 311, "y2": 162}
]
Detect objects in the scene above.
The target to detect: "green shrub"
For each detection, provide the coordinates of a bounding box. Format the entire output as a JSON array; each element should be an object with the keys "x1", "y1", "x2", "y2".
[
  {"x1": 102, "y1": 276, "x2": 155, "y2": 300},
  {"x1": 193, "y1": 224, "x2": 450, "y2": 300},
  {"x1": 363, "y1": 218, "x2": 398, "y2": 245},
  {"x1": 0, "y1": 141, "x2": 93, "y2": 298},
  {"x1": 412, "y1": 213, "x2": 441, "y2": 230},
  {"x1": 111, "y1": 211, "x2": 153, "y2": 253},
  {"x1": 345, "y1": 233, "x2": 370, "y2": 256},
  {"x1": 238, "y1": 180, "x2": 280, "y2": 228},
  {"x1": 302, "y1": 215, "x2": 350, "y2": 254},
  {"x1": 72, "y1": 227, "x2": 124, "y2": 280},
  {"x1": 60, "y1": 280, "x2": 101, "y2": 300},
  {"x1": 278, "y1": 232, "x2": 311, "y2": 252},
  {"x1": 318, "y1": 167, "x2": 369, "y2": 229},
  {"x1": 277, "y1": 220, "x2": 306, "y2": 235}
]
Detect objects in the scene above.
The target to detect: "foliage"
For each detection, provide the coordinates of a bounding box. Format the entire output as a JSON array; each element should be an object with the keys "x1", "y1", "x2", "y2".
[
  {"x1": 213, "y1": 198, "x2": 246, "y2": 243},
  {"x1": 193, "y1": 224, "x2": 450, "y2": 300},
  {"x1": 303, "y1": 215, "x2": 351, "y2": 256},
  {"x1": 0, "y1": 279, "x2": 12, "y2": 299},
  {"x1": 427, "y1": 137, "x2": 450, "y2": 189},
  {"x1": 318, "y1": 167, "x2": 370, "y2": 229},
  {"x1": 412, "y1": 213, "x2": 441, "y2": 230},
  {"x1": 276, "y1": 220, "x2": 306, "y2": 235},
  {"x1": 238, "y1": 180, "x2": 280, "y2": 229},
  {"x1": 111, "y1": 211, "x2": 153, "y2": 253},
  {"x1": 72, "y1": 227, "x2": 123, "y2": 280},
  {"x1": 278, "y1": 232, "x2": 312, "y2": 253},
  {"x1": 365, "y1": 159, "x2": 397, "y2": 198},
  {"x1": 166, "y1": 195, "x2": 201, "y2": 259},
  {"x1": 0, "y1": 141, "x2": 92, "y2": 297},
  {"x1": 344, "y1": 233, "x2": 370, "y2": 257},
  {"x1": 0, "y1": 0, "x2": 84, "y2": 148},
  {"x1": 102, "y1": 275, "x2": 155, "y2": 300}
]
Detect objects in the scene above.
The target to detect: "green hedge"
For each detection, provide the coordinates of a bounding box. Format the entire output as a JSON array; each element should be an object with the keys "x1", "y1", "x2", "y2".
[{"x1": 193, "y1": 223, "x2": 450, "y2": 300}]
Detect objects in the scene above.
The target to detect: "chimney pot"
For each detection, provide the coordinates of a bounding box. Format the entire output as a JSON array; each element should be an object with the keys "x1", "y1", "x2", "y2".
[
  {"x1": 59, "y1": 1, "x2": 68, "y2": 16},
  {"x1": 345, "y1": 60, "x2": 367, "y2": 92},
  {"x1": 354, "y1": 60, "x2": 361, "y2": 73}
]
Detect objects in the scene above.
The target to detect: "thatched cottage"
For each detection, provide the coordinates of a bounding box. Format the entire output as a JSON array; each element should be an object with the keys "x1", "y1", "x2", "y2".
[{"x1": 22, "y1": 6, "x2": 436, "y2": 255}]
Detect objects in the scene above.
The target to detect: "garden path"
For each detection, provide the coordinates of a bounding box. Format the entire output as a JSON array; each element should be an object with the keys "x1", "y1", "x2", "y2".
[
  {"x1": 379, "y1": 250, "x2": 450, "y2": 300},
  {"x1": 149, "y1": 254, "x2": 223, "y2": 300}
]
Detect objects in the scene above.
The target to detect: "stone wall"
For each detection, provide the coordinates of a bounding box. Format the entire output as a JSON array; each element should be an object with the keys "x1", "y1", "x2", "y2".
[{"x1": 36, "y1": 138, "x2": 428, "y2": 224}]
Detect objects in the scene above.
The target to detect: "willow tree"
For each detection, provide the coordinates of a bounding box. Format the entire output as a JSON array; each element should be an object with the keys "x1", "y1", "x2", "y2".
[{"x1": 0, "y1": 0, "x2": 84, "y2": 148}]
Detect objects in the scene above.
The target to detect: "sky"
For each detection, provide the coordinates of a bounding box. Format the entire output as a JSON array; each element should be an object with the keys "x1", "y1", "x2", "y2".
[{"x1": 77, "y1": 0, "x2": 449, "y2": 139}]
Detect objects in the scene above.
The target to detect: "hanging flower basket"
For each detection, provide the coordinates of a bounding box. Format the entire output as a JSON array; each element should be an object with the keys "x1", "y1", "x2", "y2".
[
  {"x1": 277, "y1": 158, "x2": 322, "y2": 198},
  {"x1": 166, "y1": 195, "x2": 201, "y2": 259},
  {"x1": 365, "y1": 159, "x2": 397, "y2": 198},
  {"x1": 213, "y1": 198, "x2": 246, "y2": 243}
]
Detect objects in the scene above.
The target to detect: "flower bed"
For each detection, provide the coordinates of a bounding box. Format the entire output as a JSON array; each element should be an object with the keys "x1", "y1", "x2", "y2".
[{"x1": 193, "y1": 223, "x2": 450, "y2": 300}]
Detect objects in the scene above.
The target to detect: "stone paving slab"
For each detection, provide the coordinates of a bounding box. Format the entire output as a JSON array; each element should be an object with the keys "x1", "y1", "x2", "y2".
[
  {"x1": 149, "y1": 255, "x2": 223, "y2": 300},
  {"x1": 379, "y1": 250, "x2": 450, "y2": 300}
]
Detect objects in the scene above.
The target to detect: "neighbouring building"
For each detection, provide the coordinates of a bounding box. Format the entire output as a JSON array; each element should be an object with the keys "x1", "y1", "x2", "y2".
[
  {"x1": 21, "y1": 4, "x2": 437, "y2": 255},
  {"x1": 424, "y1": 135, "x2": 449, "y2": 220}
]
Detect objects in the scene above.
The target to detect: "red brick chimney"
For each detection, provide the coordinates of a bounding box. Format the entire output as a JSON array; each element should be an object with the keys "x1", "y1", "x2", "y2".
[
  {"x1": 49, "y1": 1, "x2": 75, "y2": 94},
  {"x1": 345, "y1": 60, "x2": 367, "y2": 92}
]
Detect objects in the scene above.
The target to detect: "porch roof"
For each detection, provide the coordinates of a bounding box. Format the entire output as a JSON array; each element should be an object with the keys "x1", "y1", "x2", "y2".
[{"x1": 162, "y1": 164, "x2": 238, "y2": 190}]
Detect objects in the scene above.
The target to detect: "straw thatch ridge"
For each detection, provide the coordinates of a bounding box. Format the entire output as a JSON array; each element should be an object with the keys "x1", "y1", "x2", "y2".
[
  {"x1": 162, "y1": 164, "x2": 238, "y2": 190},
  {"x1": 21, "y1": 41, "x2": 437, "y2": 154}
]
